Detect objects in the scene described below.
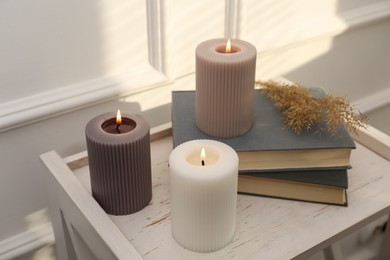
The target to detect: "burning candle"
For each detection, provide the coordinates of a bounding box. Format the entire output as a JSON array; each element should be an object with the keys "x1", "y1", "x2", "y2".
[
  {"x1": 196, "y1": 38, "x2": 257, "y2": 138},
  {"x1": 169, "y1": 139, "x2": 238, "y2": 252},
  {"x1": 100, "y1": 110, "x2": 136, "y2": 134},
  {"x1": 85, "y1": 110, "x2": 152, "y2": 215}
]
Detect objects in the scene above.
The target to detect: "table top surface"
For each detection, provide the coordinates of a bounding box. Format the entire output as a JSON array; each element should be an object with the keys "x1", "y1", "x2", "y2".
[{"x1": 68, "y1": 135, "x2": 390, "y2": 260}]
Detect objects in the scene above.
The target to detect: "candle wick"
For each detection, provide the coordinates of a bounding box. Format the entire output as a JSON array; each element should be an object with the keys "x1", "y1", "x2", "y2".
[
  {"x1": 116, "y1": 124, "x2": 121, "y2": 133},
  {"x1": 201, "y1": 160, "x2": 205, "y2": 166}
]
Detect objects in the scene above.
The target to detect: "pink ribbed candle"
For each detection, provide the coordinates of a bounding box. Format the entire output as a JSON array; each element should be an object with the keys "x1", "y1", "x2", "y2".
[
  {"x1": 196, "y1": 38, "x2": 257, "y2": 138},
  {"x1": 85, "y1": 112, "x2": 152, "y2": 215}
]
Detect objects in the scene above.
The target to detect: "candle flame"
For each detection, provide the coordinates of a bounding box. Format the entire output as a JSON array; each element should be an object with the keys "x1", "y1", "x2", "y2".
[
  {"x1": 116, "y1": 109, "x2": 122, "y2": 125},
  {"x1": 225, "y1": 39, "x2": 231, "y2": 53},
  {"x1": 200, "y1": 148, "x2": 206, "y2": 166}
]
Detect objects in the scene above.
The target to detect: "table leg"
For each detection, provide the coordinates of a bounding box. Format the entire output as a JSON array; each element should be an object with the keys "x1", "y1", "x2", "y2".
[
  {"x1": 323, "y1": 243, "x2": 343, "y2": 260},
  {"x1": 378, "y1": 214, "x2": 390, "y2": 260}
]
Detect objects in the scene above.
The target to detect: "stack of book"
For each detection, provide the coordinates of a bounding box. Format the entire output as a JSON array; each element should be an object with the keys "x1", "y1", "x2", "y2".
[{"x1": 171, "y1": 89, "x2": 356, "y2": 206}]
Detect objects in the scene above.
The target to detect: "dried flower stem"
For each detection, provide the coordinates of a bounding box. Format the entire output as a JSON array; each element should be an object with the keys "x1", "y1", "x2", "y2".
[{"x1": 255, "y1": 80, "x2": 368, "y2": 136}]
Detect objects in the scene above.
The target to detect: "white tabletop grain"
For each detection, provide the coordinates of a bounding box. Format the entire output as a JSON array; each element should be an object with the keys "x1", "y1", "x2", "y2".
[{"x1": 69, "y1": 134, "x2": 390, "y2": 260}]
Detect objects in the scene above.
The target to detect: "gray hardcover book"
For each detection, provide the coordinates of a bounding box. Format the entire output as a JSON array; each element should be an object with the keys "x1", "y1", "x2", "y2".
[{"x1": 172, "y1": 90, "x2": 356, "y2": 171}]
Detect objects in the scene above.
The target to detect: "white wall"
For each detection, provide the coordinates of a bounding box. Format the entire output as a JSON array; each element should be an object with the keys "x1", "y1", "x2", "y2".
[
  {"x1": 1, "y1": 0, "x2": 390, "y2": 256},
  {"x1": 0, "y1": 0, "x2": 151, "y2": 103}
]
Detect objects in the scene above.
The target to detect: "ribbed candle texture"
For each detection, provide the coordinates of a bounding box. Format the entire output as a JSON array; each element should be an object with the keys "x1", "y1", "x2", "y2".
[
  {"x1": 85, "y1": 113, "x2": 152, "y2": 215},
  {"x1": 196, "y1": 38, "x2": 257, "y2": 138},
  {"x1": 169, "y1": 140, "x2": 238, "y2": 252}
]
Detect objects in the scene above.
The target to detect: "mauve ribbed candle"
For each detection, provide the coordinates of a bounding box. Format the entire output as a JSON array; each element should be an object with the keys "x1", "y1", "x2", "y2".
[
  {"x1": 196, "y1": 38, "x2": 257, "y2": 138},
  {"x1": 85, "y1": 112, "x2": 152, "y2": 215}
]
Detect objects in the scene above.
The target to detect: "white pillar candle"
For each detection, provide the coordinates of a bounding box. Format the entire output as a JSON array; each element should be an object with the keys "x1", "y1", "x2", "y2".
[{"x1": 169, "y1": 139, "x2": 238, "y2": 252}]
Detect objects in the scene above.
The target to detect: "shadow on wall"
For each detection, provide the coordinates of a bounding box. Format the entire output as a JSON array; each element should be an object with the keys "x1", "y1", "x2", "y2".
[
  {"x1": 0, "y1": 95, "x2": 170, "y2": 257},
  {"x1": 283, "y1": 20, "x2": 390, "y2": 102},
  {"x1": 0, "y1": 0, "x2": 157, "y2": 245},
  {"x1": 251, "y1": 1, "x2": 390, "y2": 104},
  {"x1": 0, "y1": 0, "x2": 103, "y2": 244}
]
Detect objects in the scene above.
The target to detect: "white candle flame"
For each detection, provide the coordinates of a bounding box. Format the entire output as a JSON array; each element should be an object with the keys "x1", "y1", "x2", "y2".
[{"x1": 200, "y1": 148, "x2": 206, "y2": 165}]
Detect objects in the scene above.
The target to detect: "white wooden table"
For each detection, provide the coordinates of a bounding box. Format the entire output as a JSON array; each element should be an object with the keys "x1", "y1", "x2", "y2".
[{"x1": 41, "y1": 124, "x2": 390, "y2": 260}]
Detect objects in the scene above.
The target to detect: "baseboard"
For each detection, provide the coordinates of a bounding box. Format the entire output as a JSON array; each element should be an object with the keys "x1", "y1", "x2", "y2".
[
  {"x1": 0, "y1": 222, "x2": 54, "y2": 259},
  {"x1": 0, "y1": 65, "x2": 168, "y2": 133}
]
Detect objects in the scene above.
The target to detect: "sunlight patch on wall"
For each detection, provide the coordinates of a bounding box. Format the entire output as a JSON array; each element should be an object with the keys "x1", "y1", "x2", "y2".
[
  {"x1": 256, "y1": 38, "x2": 333, "y2": 80},
  {"x1": 237, "y1": 0, "x2": 352, "y2": 81},
  {"x1": 164, "y1": 0, "x2": 226, "y2": 79},
  {"x1": 25, "y1": 209, "x2": 51, "y2": 233},
  {"x1": 96, "y1": 0, "x2": 150, "y2": 77},
  {"x1": 238, "y1": 0, "x2": 344, "y2": 51}
]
